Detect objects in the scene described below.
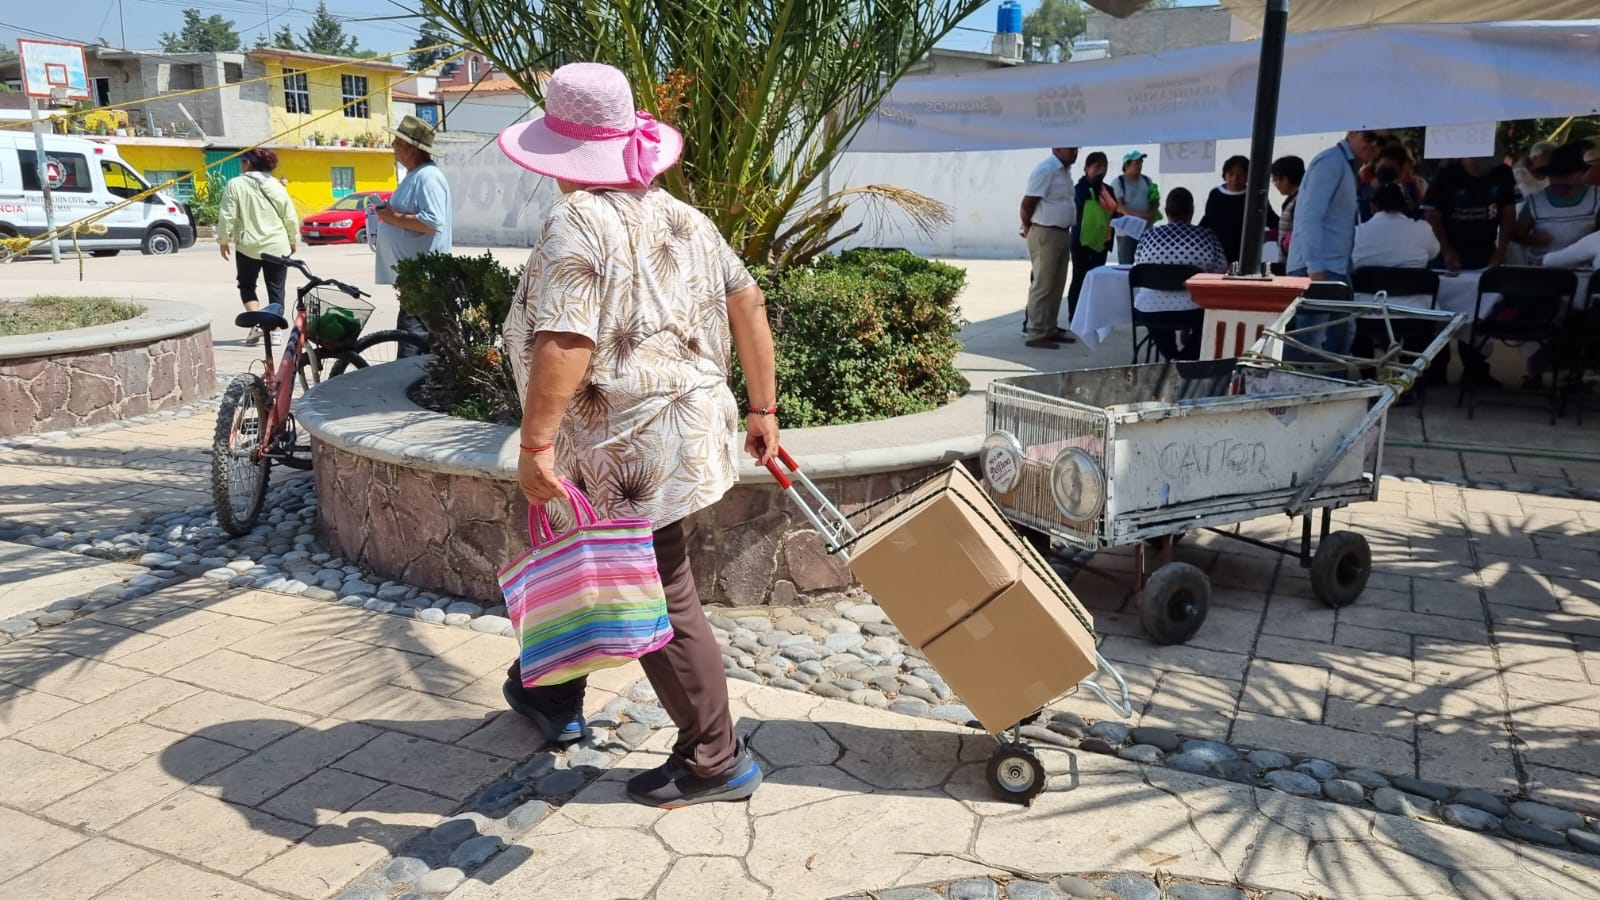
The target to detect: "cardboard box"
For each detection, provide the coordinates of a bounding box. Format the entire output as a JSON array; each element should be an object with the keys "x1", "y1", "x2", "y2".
[
  {"x1": 920, "y1": 560, "x2": 1099, "y2": 734},
  {"x1": 849, "y1": 465, "x2": 1024, "y2": 648}
]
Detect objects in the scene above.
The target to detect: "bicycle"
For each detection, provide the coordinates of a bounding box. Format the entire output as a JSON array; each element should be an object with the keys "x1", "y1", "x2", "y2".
[{"x1": 210, "y1": 255, "x2": 429, "y2": 536}]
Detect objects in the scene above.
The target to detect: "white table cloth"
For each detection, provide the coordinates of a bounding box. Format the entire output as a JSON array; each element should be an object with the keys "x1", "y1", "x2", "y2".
[
  {"x1": 1356, "y1": 269, "x2": 1593, "y2": 316},
  {"x1": 1067, "y1": 243, "x2": 1285, "y2": 351}
]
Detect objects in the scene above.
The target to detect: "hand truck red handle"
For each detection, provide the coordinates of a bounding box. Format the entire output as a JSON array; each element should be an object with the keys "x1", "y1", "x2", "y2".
[{"x1": 765, "y1": 449, "x2": 859, "y2": 562}]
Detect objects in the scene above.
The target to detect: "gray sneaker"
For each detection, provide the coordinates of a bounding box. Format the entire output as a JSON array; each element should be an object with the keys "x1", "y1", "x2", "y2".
[
  {"x1": 625, "y1": 736, "x2": 763, "y2": 808},
  {"x1": 244, "y1": 326, "x2": 262, "y2": 346}
]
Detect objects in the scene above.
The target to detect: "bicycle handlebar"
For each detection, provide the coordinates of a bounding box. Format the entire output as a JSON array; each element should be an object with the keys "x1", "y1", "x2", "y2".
[{"x1": 262, "y1": 254, "x2": 370, "y2": 299}]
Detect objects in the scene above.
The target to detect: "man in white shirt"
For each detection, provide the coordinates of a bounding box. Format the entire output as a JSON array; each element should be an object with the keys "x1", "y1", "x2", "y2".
[{"x1": 1020, "y1": 146, "x2": 1079, "y2": 348}]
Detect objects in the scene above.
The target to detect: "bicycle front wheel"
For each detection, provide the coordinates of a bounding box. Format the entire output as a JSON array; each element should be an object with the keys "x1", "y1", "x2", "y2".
[
  {"x1": 329, "y1": 329, "x2": 431, "y2": 377},
  {"x1": 212, "y1": 373, "x2": 272, "y2": 537}
]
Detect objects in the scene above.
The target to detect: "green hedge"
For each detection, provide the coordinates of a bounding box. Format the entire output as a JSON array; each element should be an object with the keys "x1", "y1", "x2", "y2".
[
  {"x1": 401, "y1": 248, "x2": 969, "y2": 429},
  {"x1": 393, "y1": 251, "x2": 523, "y2": 424},
  {"x1": 739, "y1": 249, "x2": 970, "y2": 428}
]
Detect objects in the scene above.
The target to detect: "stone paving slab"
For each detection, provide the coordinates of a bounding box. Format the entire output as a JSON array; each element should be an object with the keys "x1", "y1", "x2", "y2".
[
  {"x1": 452, "y1": 678, "x2": 1600, "y2": 900},
  {"x1": 0, "y1": 542, "x2": 143, "y2": 621},
  {"x1": 0, "y1": 580, "x2": 571, "y2": 900}
]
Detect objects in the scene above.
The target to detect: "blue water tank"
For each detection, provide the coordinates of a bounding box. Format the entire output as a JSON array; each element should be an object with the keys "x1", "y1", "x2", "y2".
[{"x1": 997, "y1": 0, "x2": 1023, "y2": 35}]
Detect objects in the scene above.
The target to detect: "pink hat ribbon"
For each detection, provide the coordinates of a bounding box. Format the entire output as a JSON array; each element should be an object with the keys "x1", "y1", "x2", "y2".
[{"x1": 545, "y1": 110, "x2": 665, "y2": 185}]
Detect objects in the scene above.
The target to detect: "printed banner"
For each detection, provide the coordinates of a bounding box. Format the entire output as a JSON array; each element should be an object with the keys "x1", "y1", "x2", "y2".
[
  {"x1": 849, "y1": 21, "x2": 1600, "y2": 154},
  {"x1": 1160, "y1": 141, "x2": 1218, "y2": 174},
  {"x1": 1424, "y1": 123, "x2": 1498, "y2": 159}
]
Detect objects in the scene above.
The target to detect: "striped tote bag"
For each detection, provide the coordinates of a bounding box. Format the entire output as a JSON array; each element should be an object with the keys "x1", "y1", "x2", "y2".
[{"x1": 498, "y1": 482, "x2": 673, "y2": 688}]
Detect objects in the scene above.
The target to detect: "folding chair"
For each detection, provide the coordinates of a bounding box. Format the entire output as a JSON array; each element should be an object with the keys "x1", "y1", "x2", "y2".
[
  {"x1": 1560, "y1": 275, "x2": 1600, "y2": 425},
  {"x1": 1352, "y1": 267, "x2": 1442, "y2": 415},
  {"x1": 1128, "y1": 263, "x2": 1201, "y2": 364},
  {"x1": 1458, "y1": 266, "x2": 1577, "y2": 425}
]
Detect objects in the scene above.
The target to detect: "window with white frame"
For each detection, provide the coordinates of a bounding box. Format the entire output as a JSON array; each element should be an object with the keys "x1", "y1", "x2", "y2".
[
  {"x1": 341, "y1": 74, "x2": 370, "y2": 119},
  {"x1": 283, "y1": 68, "x2": 310, "y2": 115}
]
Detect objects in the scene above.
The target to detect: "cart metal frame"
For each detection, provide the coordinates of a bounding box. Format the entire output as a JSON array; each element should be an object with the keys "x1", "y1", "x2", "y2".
[{"x1": 982, "y1": 298, "x2": 1465, "y2": 644}]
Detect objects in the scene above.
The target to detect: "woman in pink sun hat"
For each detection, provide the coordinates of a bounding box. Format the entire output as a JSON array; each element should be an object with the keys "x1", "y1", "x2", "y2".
[{"x1": 498, "y1": 62, "x2": 781, "y2": 808}]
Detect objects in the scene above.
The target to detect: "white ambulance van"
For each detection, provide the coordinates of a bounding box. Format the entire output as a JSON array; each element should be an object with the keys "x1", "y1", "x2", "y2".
[{"x1": 0, "y1": 134, "x2": 196, "y2": 257}]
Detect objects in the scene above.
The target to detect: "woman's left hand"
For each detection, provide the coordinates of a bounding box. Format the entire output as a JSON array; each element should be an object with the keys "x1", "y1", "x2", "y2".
[{"x1": 518, "y1": 448, "x2": 563, "y2": 507}]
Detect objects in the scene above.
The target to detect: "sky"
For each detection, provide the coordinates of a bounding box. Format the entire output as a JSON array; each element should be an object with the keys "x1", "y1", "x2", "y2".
[{"x1": 1, "y1": 0, "x2": 1216, "y2": 61}]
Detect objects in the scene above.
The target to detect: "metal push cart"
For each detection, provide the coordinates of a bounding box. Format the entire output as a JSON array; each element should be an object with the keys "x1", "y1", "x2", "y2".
[
  {"x1": 979, "y1": 297, "x2": 1465, "y2": 645},
  {"x1": 764, "y1": 447, "x2": 1135, "y2": 805}
]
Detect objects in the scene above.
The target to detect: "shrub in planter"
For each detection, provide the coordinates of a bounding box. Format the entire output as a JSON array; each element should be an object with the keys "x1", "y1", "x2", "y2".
[
  {"x1": 392, "y1": 251, "x2": 524, "y2": 424},
  {"x1": 738, "y1": 249, "x2": 969, "y2": 428}
]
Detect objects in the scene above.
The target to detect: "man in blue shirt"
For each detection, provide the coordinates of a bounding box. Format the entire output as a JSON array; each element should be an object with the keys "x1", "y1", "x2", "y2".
[
  {"x1": 1287, "y1": 130, "x2": 1379, "y2": 353},
  {"x1": 375, "y1": 115, "x2": 454, "y2": 357}
]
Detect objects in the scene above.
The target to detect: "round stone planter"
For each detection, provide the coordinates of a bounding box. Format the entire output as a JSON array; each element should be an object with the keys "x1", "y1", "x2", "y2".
[
  {"x1": 0, "y1": 299, "x2": 216, "y2": 438},
  {"x1": 295, "y1": 359, "x2": 980, "y2": 606}
]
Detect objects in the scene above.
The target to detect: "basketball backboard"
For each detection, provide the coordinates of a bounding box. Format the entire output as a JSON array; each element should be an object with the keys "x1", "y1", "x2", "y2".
[{"x1": 17, "y1": 40, "x2": 90, "y2": 101}]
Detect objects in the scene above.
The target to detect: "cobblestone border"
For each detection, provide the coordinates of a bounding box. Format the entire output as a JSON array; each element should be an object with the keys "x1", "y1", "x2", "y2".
[
  {"x1": 1, "y1": 469, "x2": 1597, "y2": 857},
  {"x1": 834, "y1": 871, "x2": 1314, "y2": 900}
]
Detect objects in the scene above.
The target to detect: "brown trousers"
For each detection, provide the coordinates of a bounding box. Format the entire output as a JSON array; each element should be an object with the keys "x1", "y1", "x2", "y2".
[{"x1": 509, "y1": 519, "x2": 737, "y2": 778}]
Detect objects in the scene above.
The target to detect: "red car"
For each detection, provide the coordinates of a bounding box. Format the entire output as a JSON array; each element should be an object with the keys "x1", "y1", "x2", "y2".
[{"x1": 300, "y1": 191, "x2": 392, "y2": 244}]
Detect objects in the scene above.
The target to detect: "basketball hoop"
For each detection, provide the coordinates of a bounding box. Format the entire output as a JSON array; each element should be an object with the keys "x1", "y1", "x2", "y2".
[{"x1": 17, "y1": 40, "x2": 91, "y2": 101}]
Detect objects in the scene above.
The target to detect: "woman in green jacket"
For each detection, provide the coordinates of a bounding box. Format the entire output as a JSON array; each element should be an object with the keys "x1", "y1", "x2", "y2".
[{"x1": 217, "y1": 148, "x2": 297, "y2": 343}]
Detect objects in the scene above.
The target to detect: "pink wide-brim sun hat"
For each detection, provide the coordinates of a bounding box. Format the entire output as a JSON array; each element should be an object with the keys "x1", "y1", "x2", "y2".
[{"x1": 498, "y1": 63, "x2": 684, "y2": 187}]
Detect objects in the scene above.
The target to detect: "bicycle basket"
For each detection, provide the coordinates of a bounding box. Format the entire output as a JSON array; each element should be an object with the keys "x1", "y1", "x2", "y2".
[{"x1": 305, "y1": 287, "x2": 375, "y2": 349}]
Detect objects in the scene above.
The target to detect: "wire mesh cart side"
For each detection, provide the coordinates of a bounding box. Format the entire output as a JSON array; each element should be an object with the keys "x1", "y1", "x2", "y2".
[
  {"x1": 979, "y1": 297, "x2": 1464, "y2": 646},
  {"x1": 764, "y1": 448, "x2": 1132, "y2": 805}
]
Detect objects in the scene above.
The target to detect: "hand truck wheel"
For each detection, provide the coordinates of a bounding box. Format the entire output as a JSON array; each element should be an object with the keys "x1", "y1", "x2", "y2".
[
  {"x1": 1138, "y1": 561, "x2": 1210, "y2": 645},
  {"x1": 986, "y1": 741, "x2": 1046, "y2": 805},
  {"x1": 1310, "y1": 530, "x2": 1371, "y2": 608}
]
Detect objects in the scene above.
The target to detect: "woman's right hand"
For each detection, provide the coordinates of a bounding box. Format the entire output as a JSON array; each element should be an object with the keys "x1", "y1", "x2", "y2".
[{"x1": 745, "y1": 416, "x2": 779, "y2": 467}]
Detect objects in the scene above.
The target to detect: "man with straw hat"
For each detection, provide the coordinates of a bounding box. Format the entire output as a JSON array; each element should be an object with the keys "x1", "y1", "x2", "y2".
[
  {"x1": 497, "y1": 62, "x2": 780, "y2": 808},
  {"x1": 373, "y1": 114, "x2": 452, "y2": 355}
]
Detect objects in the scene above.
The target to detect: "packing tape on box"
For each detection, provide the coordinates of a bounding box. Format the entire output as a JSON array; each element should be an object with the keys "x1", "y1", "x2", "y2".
[{"x1": 960, "y1": 610, "x2": 997, "y2": 641}]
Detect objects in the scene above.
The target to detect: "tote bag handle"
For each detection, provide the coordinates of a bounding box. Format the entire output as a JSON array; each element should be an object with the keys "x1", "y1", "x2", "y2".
[{"x1": 527, "y1": 481, "x2": 600, "y2": 547}]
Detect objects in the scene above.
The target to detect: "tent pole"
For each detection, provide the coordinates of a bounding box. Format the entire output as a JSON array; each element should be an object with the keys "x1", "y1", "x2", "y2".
[{"x1": 1236, "y1": 0, "x2": 1288, "y2": 277}]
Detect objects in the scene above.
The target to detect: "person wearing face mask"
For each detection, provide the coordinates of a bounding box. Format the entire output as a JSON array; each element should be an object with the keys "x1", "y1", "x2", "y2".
[
  {"x1": 1359, "y1": 144, "x2": 1424, "y2": 222},
  {"x1": 1066, "y1": 151, "x2": 1112, "y2": 319}
]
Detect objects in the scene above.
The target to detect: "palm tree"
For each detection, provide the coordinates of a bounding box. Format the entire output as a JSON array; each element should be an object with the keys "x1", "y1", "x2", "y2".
[{"x1": 419, "y1": 0, "x2": 985, "y2": 268}]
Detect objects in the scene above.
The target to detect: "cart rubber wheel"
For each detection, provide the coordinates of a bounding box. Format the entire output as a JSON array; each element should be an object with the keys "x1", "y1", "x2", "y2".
[
  {"x1": 986, "y1": 742, "x2": 1046, "y2": 805},
  {"x1": 1310, "y1": 531, "x2": 1371, "y2": 608},
  {"x1": 1138, "y1": 562, "x2": 1211, "y2": 645}
]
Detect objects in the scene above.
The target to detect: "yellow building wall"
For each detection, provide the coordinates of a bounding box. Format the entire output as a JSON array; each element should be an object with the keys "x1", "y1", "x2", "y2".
[
  {"x1": 261, "y1": 59, "x2": 397, "y2": 146},
  {"x1": 114, "y1": 145, "x2": 208, "y2": 194},
  {"x1": 113, "y1": 143, "x2": 393, "y2": 218},
  {"x1": 274, "y1": 149, "x2": 397, "y2": 217}
]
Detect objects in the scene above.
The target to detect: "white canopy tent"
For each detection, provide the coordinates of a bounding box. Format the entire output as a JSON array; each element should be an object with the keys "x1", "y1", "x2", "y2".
[
  {"x1": 848, "y1": 20, "x2": 1600, "y2": 154},
  {"x1": 1220, "y1": 0, "x2": 1598, "y2": 31}
]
